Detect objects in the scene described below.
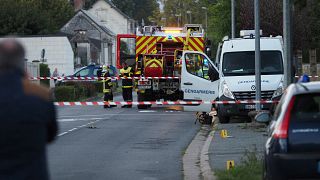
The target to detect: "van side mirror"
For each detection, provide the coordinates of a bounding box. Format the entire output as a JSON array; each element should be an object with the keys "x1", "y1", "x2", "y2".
[{"x1": 255, "y1": 111, "x2": 271, "y2": 123}]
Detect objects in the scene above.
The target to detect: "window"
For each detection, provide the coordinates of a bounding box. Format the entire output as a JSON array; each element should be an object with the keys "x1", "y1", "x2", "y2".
[
  {"x1": 291, "y1": 93, "x2": 320, "y2": 122},
  {"x1": 185, "y1": 53, "x2": 211, "y2": 80},
  {"x1": 75, "y1": 68, "x2": 90, "y2": 77},
  {"x1": 222, "y1": 51, "x2": 283, "y2": 76},
  {"x1": 93, "y1": 68, "x2": 99, "y2": 76}
]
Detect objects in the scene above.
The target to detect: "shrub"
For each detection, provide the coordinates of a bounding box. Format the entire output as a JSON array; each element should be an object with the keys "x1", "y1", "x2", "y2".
[
  {"x1": 40, "y1": 63, "x2": 50, "y2": 87},
  {"x1": 54, "y1": 86, "x2": 75, "y2": 101},
  {"x1": 54, "y1": 81, "x2": 99, "y2": 101}
]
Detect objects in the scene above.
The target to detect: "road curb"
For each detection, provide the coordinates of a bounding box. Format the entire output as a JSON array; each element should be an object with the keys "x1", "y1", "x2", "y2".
[
  {"x1": 200, "y1": 125, "x2": 216, "y2": 180},
  {"x1": 183, "y1": 121, "x2": 217, "y2": 180}
]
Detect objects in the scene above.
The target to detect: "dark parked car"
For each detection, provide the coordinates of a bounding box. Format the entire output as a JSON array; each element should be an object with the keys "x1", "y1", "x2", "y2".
[{"x1": 256, "y1": 82, "x2": 320, "y2": 180}]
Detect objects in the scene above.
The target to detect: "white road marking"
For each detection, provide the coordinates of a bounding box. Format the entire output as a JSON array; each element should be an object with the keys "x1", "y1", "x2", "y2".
[
  {"x1": 58, "y1": 117, "x2": 106, "y2": 122},
  {"x1": 58, "y1": 132, "x2": 68, "y2": 136},
  {"x1": 58, "y1": 113, "x2": 186, "y2": 119},
  {"x1": 68, "y1": 128, "x2": 77, "y2": 132},
  {"x1": 57, "y1": 120, "x2": 100, "y2": 137},
  {"x1": 138, "y1": 110, "x2": 157, "y2": 113}
]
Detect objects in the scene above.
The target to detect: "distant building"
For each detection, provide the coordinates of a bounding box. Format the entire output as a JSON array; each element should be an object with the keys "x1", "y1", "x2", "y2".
[
  {"x1": 61, "y1": 9, "x2": 115, "y2": 68},
  {"x1": 87, "y1": 0, "x2": 136, "y2": 55},
  {"x1": 0, "y1": 36, "x2": 74, "y2": 76},
  {"x1": 88, "y1": 0, "x2": 136, "y2": 35},
  {"x1": 63, "y1": 0, "x2": 136, "y2": 67}
]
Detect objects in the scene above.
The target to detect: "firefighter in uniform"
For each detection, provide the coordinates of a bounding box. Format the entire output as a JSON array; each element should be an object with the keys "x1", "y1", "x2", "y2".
[
  {"x1": 102, "y1": 65, "x2": 114, "y2": 108},
  {"x1": 120, "y1": 62, "x2": 133, "y2": 108}
]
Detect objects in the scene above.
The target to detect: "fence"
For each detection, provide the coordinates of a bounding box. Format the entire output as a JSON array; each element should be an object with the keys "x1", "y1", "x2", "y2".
[{"x1": 25, "y1": 61, "x2": 40, "y2": 84}]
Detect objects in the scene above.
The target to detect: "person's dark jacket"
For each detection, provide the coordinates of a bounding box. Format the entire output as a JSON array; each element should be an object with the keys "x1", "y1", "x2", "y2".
[{"x1": 0, "y1": 70, "x2": 57, "y2": 180}]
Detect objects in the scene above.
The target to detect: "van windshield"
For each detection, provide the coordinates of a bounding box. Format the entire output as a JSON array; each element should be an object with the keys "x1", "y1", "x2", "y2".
[{"x1": 222, "y1": 51, "x2": 283, "y2": 76}]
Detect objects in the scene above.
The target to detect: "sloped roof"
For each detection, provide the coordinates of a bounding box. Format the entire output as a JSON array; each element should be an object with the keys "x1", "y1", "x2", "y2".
[{"x1": 80, "y1": 9, "x2": 115, "y2": 36}]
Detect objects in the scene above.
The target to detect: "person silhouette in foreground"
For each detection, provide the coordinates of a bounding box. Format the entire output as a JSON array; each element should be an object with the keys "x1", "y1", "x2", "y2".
[{"x1": 0, "y1": 39, "x2": 57, "y2": 180}]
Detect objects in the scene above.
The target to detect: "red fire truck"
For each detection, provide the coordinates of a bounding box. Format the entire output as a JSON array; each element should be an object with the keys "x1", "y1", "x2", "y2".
[{"x1": 117, "y1": 24, "x2": 205, "y2": 109}]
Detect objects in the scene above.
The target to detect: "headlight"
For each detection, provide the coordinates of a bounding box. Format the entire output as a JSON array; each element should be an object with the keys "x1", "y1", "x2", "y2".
[
  {"x1": 222, "y1": 81, "x2": 235, "y2": 99},
  {"x1": 272, "y1": 80, "x2": 284, "y2": 98}
]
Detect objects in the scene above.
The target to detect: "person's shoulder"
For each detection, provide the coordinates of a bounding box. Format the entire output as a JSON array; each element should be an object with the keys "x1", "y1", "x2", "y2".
[{"x1": 22, "y1": 78, "x2": 51, "y2": 102}]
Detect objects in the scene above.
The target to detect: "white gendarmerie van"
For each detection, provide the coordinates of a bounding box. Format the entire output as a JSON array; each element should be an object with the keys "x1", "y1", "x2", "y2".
[{"x1": 180, "y1": 30, "x2": 284, "y2": 123}]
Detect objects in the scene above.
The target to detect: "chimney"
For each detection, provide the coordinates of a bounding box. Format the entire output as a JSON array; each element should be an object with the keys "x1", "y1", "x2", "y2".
[{"x1": 73, "y1": 0, "x2": 85, "y2": 11}]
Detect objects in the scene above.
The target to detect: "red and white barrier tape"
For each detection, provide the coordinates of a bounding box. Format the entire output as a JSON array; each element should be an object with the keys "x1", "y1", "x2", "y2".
[
  {"x1": 29, "y1": 76, "x2": 180, "y2": 80},
  {"x1": 295, "y1": 75, "x2": 319, "y2": 78},
  {"x1": 29, "y1": 75, "x2": 320, "y2": 81},
  {"x1": 54, "y1": 100, "x2": 278, "y2": 106}
]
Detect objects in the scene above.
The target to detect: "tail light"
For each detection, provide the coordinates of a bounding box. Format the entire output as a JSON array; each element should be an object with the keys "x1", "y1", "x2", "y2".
[{"x1": 273, "y1": 96, "x2": 296, "y2": 139}]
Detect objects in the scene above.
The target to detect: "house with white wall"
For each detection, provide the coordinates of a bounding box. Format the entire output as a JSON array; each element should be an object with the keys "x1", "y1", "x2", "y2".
[
  {"x1": 0, "y1": 36, "x2": 74, "y2": 76},
  {"x1": 88, "y1": 0, "x2": 136, "y2": 60},
  {"x1": 88, "y1": 0, "x2": 136, "y2": 35}
]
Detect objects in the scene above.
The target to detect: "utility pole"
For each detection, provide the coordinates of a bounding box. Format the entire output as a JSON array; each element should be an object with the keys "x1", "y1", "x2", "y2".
[
  {"x1": 231, "y1": 0, "x2": 236, "y2": 38},
  {"x1": 255, "y1": 0, "x2": 261, "y2": 111},
  {"x1": 283, "y1": 0, "x2": 292, "y2": 87},
  {"x1": 186, "y1": 11, "x2": 192, "y2": 24},
  {"x1": 202, "y1": 7, "x2": 208, "y2": 32}
]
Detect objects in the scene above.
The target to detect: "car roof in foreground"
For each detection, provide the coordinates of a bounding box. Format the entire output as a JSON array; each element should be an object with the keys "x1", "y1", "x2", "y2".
[{"x1": 291, "y1": 82, "x2": 320, "y2": 95}]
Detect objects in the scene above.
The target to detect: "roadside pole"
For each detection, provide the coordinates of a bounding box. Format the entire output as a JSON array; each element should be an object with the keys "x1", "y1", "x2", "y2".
[
  {"x1": 255, "y1": 0, "x2": 261, "y2": 111},
  {"x1": 231, "y1": 0, "x2": 235, "y2": 38},
  {"x1": 283, "y1": 0, "x2": 292, "y2": 87}
]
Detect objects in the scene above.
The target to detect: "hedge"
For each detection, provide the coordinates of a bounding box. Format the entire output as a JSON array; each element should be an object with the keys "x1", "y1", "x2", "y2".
[
  {"x1": 54, "y1": 86, "x2": 75, "y2": 101},
  {"x1": 54, "y1": 81, "x2": 119, "y2": 101},
  {"x1": 54, "y1": 81, "x2": 100, "y2": 101},
  {"x1": 40, "y1": 63, "x2": 50, "y2": 87}
]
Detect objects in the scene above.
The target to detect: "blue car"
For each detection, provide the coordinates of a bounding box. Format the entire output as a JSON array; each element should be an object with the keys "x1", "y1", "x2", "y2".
[
  {"x1": 56, "y1": 64, "x2": 117, "y2": 85},
  {"x1": 73, "y1": 64, "x2": 117, "y2": 78}
]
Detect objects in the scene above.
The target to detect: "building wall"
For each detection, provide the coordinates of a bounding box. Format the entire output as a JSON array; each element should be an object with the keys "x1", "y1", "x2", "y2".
[
  {"x1": 88, "y1": 0, "x2": 134, "y2": 35},
  {"x1": 1, "y1": 37, "x2": 75, "y2": 76},
  {"x1": 88, "y1": 0, "x2": 136, "y2": 66}
]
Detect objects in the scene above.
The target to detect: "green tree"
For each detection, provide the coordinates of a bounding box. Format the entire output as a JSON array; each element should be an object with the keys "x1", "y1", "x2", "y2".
[
  {"x1": 163, "y1": 0, "x2": 210, "y2": 27},
  {"x1": 110, "y1": 0, "x2": 135, "y2": 18},
  {"x1": 112, "y1": 0, "x2": 159, "y2": 25},
  {"x1": 207, "y1": 0, "x2": 232, "y2": 48},
  {"x1": 83, "y1": 0, "x2": 99, "y2": 9},
  {"x1": 0, "y1": 0, "x2": 74, "y2": 35}
]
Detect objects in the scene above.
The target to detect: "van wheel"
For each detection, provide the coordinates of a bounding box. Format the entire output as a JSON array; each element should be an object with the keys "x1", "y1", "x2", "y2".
[{"x1": 218, "y1": 114, "x2": 230, "y2": 124}]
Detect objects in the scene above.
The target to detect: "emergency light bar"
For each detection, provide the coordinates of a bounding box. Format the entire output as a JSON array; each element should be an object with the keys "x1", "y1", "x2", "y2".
[{"x1": 240, "y1": 30, "x2": 263, "y2": 37}]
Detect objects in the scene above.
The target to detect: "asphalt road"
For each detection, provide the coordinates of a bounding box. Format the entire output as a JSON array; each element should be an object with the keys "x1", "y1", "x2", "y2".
[{"x1": 48, "y1": 96, "x2": 200, "y2": 180}]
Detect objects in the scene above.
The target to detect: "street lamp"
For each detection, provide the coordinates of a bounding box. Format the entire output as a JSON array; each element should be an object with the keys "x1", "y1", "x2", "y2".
[
  {"x1": 201, "y1": 7, "x2": 208, "y2": 32},
  {"x1": 186, "y1": 10, "x2": 192, "y2": 24},
  {"x1": 175, "y1": 14, "x2": 181, "y2": 27}
]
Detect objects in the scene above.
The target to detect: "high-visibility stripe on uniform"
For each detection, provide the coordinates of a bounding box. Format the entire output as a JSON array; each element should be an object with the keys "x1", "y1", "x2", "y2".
[
  {"x1": 122, "y1": 86, "x2": 133, "y2": 88},
  {"x1": 103, "y1": 89, "x2": 111, "y2": 93}
]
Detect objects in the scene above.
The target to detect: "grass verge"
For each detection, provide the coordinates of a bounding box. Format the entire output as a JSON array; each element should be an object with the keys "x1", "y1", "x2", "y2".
[{"x1": 215, "y1": 149, "x2": 263, "y2": 180}]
